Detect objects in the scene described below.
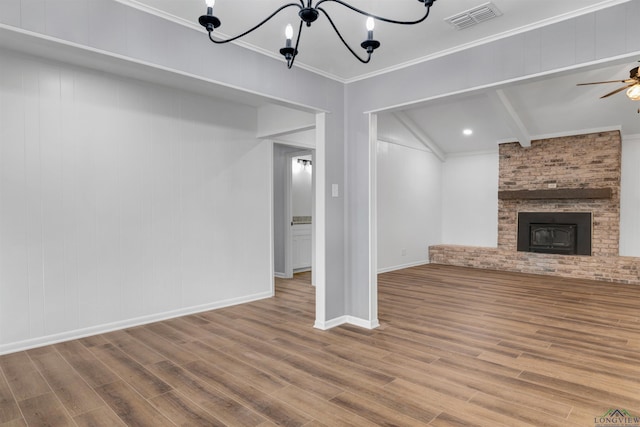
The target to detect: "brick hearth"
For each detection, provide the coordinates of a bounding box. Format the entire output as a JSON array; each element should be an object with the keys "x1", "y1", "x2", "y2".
[{"x1": 429, "y1": 130, "x2": 640, "y2": 285}]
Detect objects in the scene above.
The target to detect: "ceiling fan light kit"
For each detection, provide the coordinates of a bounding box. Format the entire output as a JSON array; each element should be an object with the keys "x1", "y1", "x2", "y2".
[
  {"x1": 198, "y1": 0, "x2": 437, "y2": 69},
  {"x1": 627, "y1": 84, "x2": 640, "y2": 101},
  {"x1": 577, "y1": 64, "x2": 640, "y2": 103}
]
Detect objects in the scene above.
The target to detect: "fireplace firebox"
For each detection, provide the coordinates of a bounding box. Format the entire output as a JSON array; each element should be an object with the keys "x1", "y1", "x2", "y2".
[{"x1": 517, "y1": 212, "x2": 592, "y2": 255}]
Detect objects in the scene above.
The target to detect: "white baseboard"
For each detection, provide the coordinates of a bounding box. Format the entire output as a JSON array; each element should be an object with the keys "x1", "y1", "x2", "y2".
[
  {"x1": 274, "y1": 272, "x2": 288, "y2": 278},
  {"x1": 347, "y1": 316, "x2": 380, "y2": 329},
  {"x1": 0, "y1": 291, "x2": 273, "y2": 356},
  {"x1": 314, "y1": 315, "x2": 348, "y2": 330},
  {"x1": 314, "y1": 315, "x2": 380, "y2": 330},
  {"x1": 377, "y1": 259, "x2": 429, "y2": 274}
]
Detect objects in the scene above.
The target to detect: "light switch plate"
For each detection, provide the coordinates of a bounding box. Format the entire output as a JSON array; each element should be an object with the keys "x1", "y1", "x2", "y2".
[{"x1": 332, "y1": 184, "x2": 339, "y2": 197}]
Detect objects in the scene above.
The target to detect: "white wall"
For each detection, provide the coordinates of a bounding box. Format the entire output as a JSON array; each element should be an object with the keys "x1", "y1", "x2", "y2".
[
  {"x1": 292, "y1": 157, "x2": 313, "y2": 217},
  {"x1": 0, "y1": 49, "x2": 272, "y2": 354},
  {"x1": 377, "y1": 141, "x2": 442, "y2": 272},
  {"x1": 620, "y1": 135, "x2": 640, "y2": 256},
  {"x1": 442, "y1": 152, "x2": 499, "y2": 247}
]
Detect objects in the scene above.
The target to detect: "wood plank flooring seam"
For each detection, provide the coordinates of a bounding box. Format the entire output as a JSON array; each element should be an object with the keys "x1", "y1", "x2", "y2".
[{"x1": 0, "y1": 360, "x2": 26, "y2": 425}]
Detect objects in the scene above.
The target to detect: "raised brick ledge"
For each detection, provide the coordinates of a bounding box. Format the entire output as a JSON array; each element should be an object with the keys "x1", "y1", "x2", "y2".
[{"x1": 429, "y1": 244, "x2": 640, "y2": 285}]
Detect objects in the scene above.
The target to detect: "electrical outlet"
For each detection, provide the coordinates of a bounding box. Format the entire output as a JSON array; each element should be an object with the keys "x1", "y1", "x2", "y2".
[
  {"x1": 548, "y1": 183, "x2": 557, "y2": 189},
  {"x1": 401, "y1": 248, "x2": 407, "y2": 256}
]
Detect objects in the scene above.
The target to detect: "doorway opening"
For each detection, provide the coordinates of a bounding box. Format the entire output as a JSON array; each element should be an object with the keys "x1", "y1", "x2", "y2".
[
  {"x1": 268, "y1": 112, "x2": 327, "y2": 328},
  {"x1": 291, "y1": 153, "x2": 314, "y2": 277},
  {"x1": 273, "y1": 145, "x2": 315, "y2": 282}
]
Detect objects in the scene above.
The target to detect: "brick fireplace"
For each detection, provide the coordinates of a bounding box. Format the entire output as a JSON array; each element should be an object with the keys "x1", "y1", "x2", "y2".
[{"x1": 429, "y1": 130, "x2": 640, "y2": 285}]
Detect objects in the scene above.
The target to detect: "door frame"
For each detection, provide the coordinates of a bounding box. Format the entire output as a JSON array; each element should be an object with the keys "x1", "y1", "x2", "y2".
[
  {"x1": 268, "y1": 112, "x2": 326, "y2": 327},
  {"x1": 284, "y1": 149, "x2": 314, "y2": 279}
]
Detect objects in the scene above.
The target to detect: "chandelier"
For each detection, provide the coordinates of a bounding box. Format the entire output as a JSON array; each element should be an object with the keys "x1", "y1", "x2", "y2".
[{"x1": 199, "y1": 0, "x2": 437, "y2": 69}]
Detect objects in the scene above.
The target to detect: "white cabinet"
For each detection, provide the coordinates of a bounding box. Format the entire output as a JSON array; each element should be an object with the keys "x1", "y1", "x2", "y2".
[{"x1": 292, "y1": 223, "x2": 312, "y2": 270}]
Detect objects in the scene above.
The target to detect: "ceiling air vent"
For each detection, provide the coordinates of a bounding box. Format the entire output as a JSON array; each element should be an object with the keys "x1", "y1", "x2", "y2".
[{"x1": 445, "y1": 2, "x2": 502, "y2": 30}]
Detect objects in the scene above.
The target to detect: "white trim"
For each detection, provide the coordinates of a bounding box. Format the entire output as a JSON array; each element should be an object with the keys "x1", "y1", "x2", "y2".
[
  {"x1": 115, "y1": 0, "x2": 631, "y2": 84},
  {"x1": 0, "y1": 24, "x2": 329, "y2": 114},
  {"x1": 365, "y1": 51, "x2": 640, "y2": 115},
  {"x1": 344, "y1": 0, "x2": 632, "y2": 83},
  {"x1": 348, "y1": 316, "x2": 380, "y2": 329},
  {"x1": 0, "y1": 291, "x2": 273, "y2": 356},
  {"x1": 314, "y1": 315, "x2": 380, "y2": 330},
  {"x1": 368, "y1": 113, "x2": 379, "y2": 329},
  {"x1": 313, "y1": 113, "x2": 327, "y2": 328},
  {"x1": 113, "y1": 0, "x2": 348, "y2": 83},
  {"x1": 530, "y1": 125, "x2": 623, "y2": 141},
  {"x1": 493, "y1": 89, "x2": 531, "y2": 148},
  {"x1": 311, "y1": 149, "x2": 316, "y2": 287},
  {"x1": 378, "y1": 260, "x2": 429, "y2": 274},
  {"x1": 272, "y1": 138, "x2": 317, "y2": 151},
  {"x1": 116, "y1": 0, "x2": 204, "y2": 32},
  {"x1": 314, "y1": 315, "x2": 348, "y2": 330},
  {"x1": 377, "y1": 137, "x2": 432, "y2": 153},
  {"x1": 269, "y1": 141, "x2": 276, "y2": 295},
  {"x1": 446, "y1": 149, "x2": 498, "y2": 158},
  {"x1": 392, "y1": 112, "x2": 446, "y2": 161},
  {"x1": 284, "y1": 150, "x2": 292, "y2": 281},
  {"x1": 274, "y1": 272, "x2": 288, "y2": 279},
  {"x1": 257, "y1": 124, "x2": 316, "y2": 140}
]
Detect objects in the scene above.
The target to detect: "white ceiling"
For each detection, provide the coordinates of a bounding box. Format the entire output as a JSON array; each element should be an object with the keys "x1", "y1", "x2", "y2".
[
  {"x1": 130, "y1": 0, "x2": 620, "y2": 81},
  {"x1": 128, "y1": 0, "x2": 640, "y2": 156},
  {"x1": 379, "y1": 60, "x2": 640, "y2": 156}
]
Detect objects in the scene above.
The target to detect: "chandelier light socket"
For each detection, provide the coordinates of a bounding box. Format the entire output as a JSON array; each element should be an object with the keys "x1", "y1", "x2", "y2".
[
  {"x1": 279, "y1": 46, "x2": 297, "y2": 62},
  {"x1": 199, "y1": 13, "x2": 221, "y2": 32},
  {"x1": 199, "y1": 0, "x2": 220, "y2": 32},
  {"x1": 361, "y1": 39, "x2": 380, "y2": 54}
]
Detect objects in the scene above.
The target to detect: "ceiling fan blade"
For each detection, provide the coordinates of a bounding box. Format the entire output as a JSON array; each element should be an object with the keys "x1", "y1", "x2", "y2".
[
  {"x1": 600, "y1": 83, "x2": 636, "y2": 99},
  {"x1": 577, "y1": 79, "x2": 633, "y2": 86}
]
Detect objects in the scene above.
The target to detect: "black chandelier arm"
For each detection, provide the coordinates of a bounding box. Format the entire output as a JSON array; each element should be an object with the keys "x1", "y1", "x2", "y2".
[
  {"x1": 317, "y1": 7, "x2": 372, "y2": 64},
  {"x1": 286, "y1": 20, "x2": 305, "y2": 69},
  {"x1": 314, "y1": 0, "x2": 432, "y2": 25},
  {"x1": 207, "y1": 2, "x2": 302, "y2": 44}
]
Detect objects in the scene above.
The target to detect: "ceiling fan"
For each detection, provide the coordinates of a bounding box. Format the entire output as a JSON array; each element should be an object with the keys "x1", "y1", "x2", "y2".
[{"x1": 577, "y1": 64, "x2": 640, "y2": 101}]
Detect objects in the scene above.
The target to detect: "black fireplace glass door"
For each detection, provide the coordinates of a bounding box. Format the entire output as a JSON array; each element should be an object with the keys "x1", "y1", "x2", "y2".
[
  {"x1": 529, "y1": 224, "x2": 577, "y2": 254},
  {"x1": 517, "y1": 212, "x2": 591, "y2": 256}
]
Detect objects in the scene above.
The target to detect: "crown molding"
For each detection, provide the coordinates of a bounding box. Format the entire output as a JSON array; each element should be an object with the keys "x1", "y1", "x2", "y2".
[
  {"x1": 116, "y1": 0, "x2": 631, "y2": 85},
  {"x1": 344, "y1": 0, "x2": 632, "y2": 84},
  {"x1": 114, "y1": 0, "x2": 348, "y2": 83},
  {"x1": 530, "y1": 125, "x2": 622, "y2": 141}
]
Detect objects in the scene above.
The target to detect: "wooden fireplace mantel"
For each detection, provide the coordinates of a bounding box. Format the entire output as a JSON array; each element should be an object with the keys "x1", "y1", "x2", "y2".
[{"x1": 498, "y1": 187, "x2": 612, "y2": 200}]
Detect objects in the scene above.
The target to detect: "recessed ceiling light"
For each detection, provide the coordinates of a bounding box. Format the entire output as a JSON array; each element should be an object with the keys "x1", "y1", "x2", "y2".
[{"x1": 463, "y1": 129, "x2": 473, "y2": 136}]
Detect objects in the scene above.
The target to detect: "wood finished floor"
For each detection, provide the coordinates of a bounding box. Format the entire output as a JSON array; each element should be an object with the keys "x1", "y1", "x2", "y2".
[{"x1": 1, "y1": 264, "x2": 639, "y2": 426}]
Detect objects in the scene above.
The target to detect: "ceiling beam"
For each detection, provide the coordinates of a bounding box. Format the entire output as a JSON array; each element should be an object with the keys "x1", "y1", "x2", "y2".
[
  {"x1": 488, "y1": 89, "x2": 532, "y2": 148},
  {"x1": 392, "y1": 112, "x2": 446, "y2": 161}
]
